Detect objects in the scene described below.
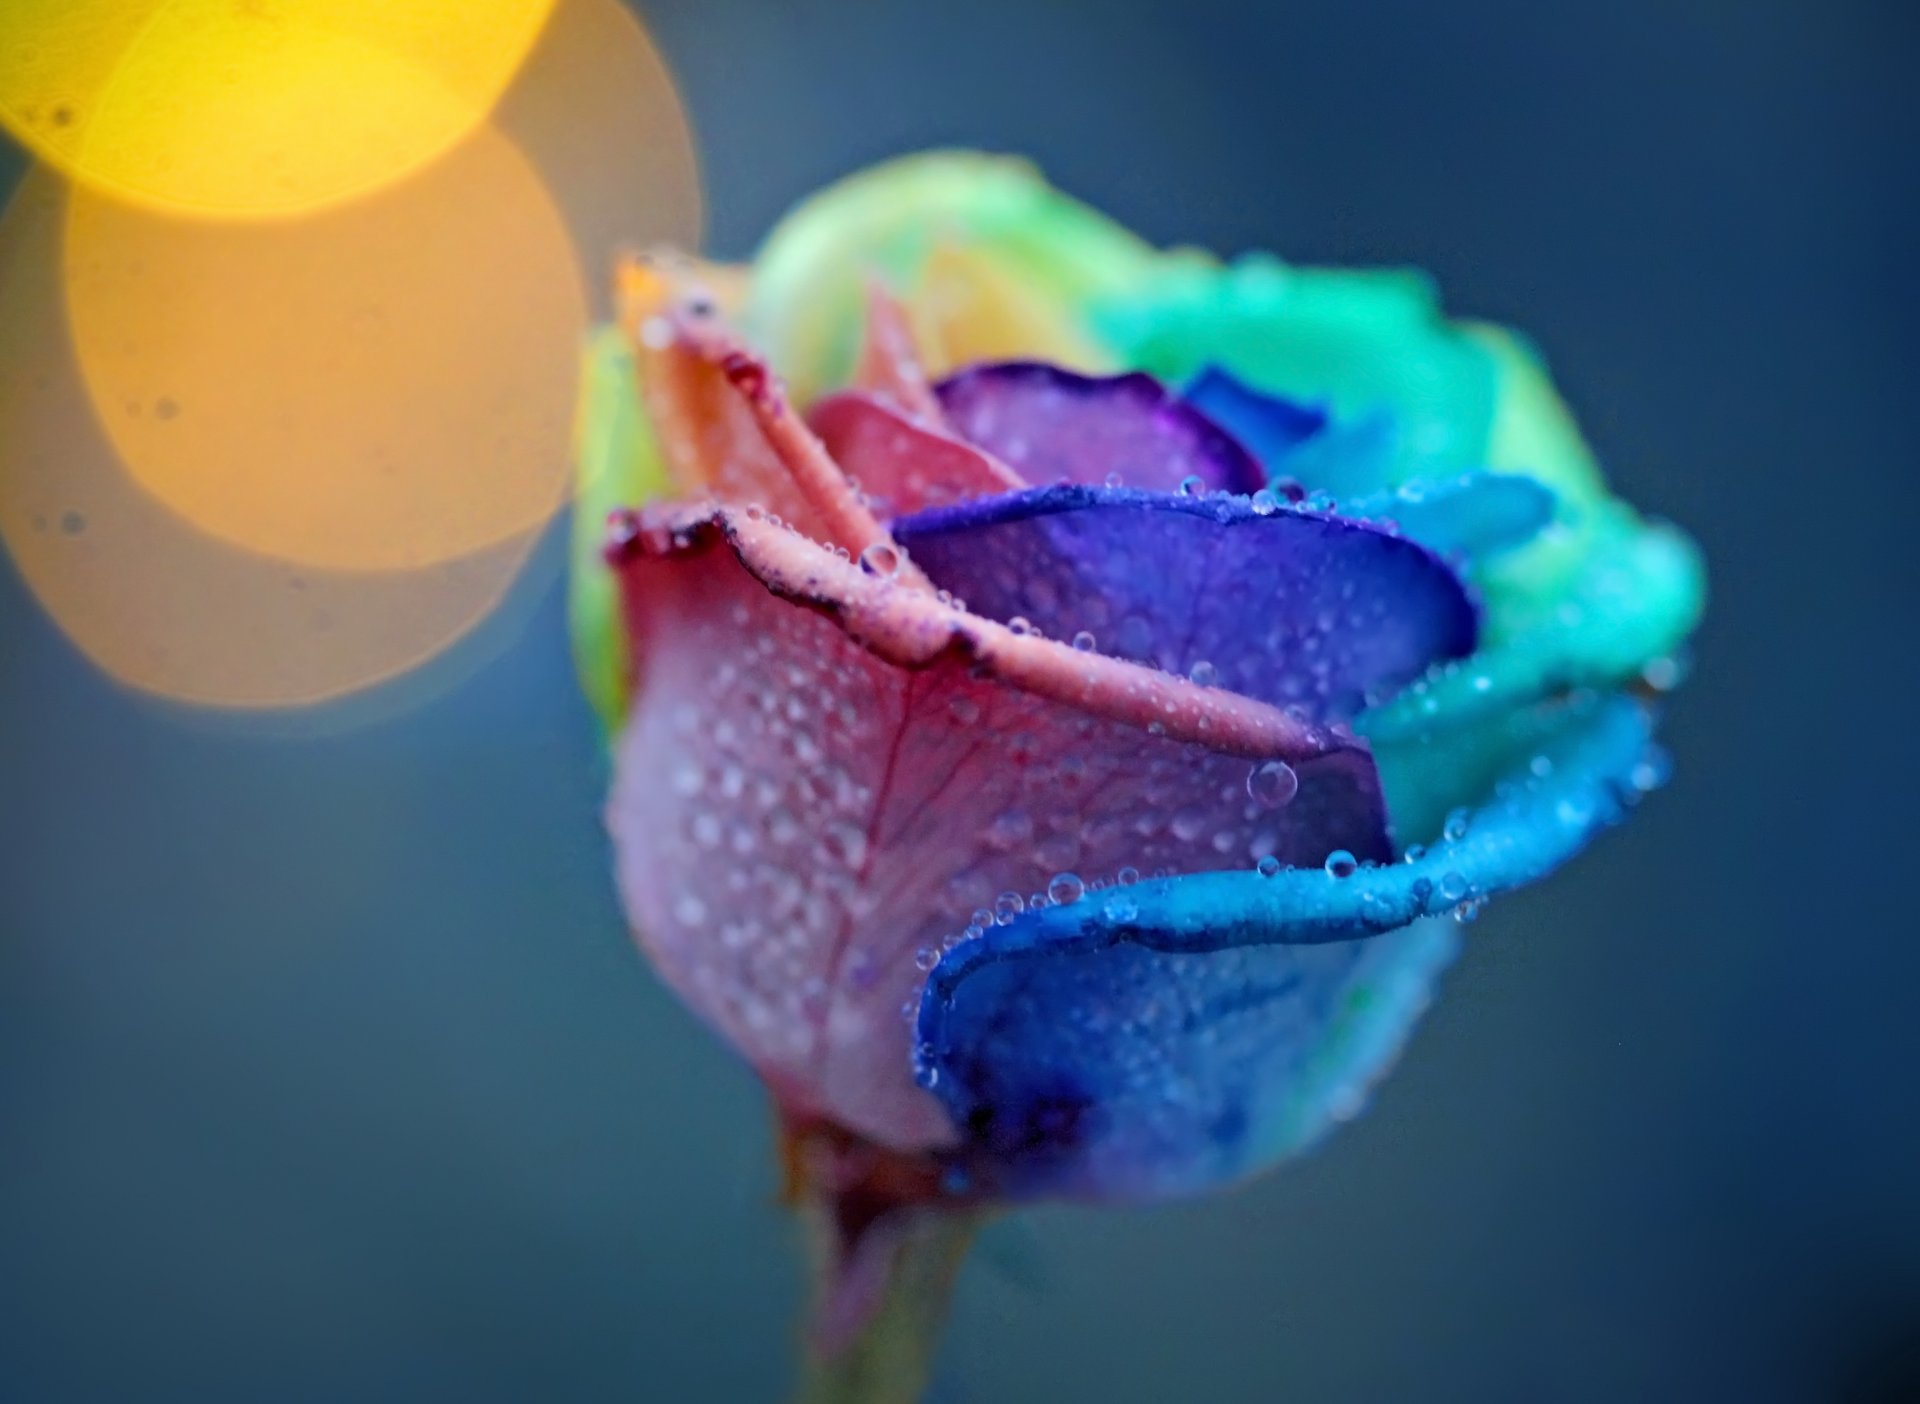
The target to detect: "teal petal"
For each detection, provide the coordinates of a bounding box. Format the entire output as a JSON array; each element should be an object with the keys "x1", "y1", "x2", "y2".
[
  {"x1": 1340, "y1": 471, "x2": 1557, "y2": 563},
  {"x1": 1360, "y1": 510, "x2": 1705, "y2": 744}
]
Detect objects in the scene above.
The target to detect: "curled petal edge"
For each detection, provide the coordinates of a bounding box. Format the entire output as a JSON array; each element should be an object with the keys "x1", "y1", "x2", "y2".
[{"x1": 914, "y1": 691, "x2": 1659, "y2": 1201}]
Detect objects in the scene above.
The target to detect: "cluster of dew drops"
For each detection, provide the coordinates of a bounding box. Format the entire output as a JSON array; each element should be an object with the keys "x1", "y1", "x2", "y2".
[
  {"x1": 899, "y1": 722, "x2": 1675, "y2": 1018},
  {"x1": 736, "y1": 473, "x2": 1685, "y2": 1024}
]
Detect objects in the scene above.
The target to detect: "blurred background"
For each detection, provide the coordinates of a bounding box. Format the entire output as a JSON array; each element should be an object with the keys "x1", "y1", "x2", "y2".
[{"x1": 1, "y1": 1, "x2": 1914, "y2": 1400}]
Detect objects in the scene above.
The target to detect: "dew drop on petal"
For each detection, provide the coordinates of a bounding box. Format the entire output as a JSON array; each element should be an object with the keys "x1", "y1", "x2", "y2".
[
  {"x1": 1443, "y1": 808, "x2": 1471, "y2": 842},
  {"x1": 858, "y1": 542, "x2": 902, "y2": 578},
  {"x1": 1439, "y1": 871, "x2": 1470, "y2": 902},
  {"x1": 1246, "y1": 760, "x2": 1299, "y2": 810},
  {"x1": 1324, "y1": 850, "x2": 1358, "y2": 879},
  {"x1": 1178, "y1": 474, "x2": 1206, "y2": 497},
  {"x1": 1256, "y1": 854, "x2": 1281, "y2": 877},
  {"x1": 1008, "y1": 616, "x2": 1035, "y2": 637},
  {"x1": 1188, "y1": 659, "x2": 1219, "y2": 687},
  {"x1": 1115, "y1": 865, "x2": 1140, "y2": 887},
  {"x1": 1047, "y1": 872, "x2": 1085, "y2": 906},
  {"x1": 1071, "y1": 630, "x2": 1097, "y2": 652},
  {"x1": 993, "y1": 891, "x2": 1026, "y2": 924}
]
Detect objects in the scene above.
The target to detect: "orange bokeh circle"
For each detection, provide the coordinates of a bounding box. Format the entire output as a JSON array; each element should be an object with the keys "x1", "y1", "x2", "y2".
[
  {"x1": 0, "y1": 169, "x2": 546, "y2": 708},
  {"x1": 62, "y1": 119, "x2": 590, "y2": 573}
]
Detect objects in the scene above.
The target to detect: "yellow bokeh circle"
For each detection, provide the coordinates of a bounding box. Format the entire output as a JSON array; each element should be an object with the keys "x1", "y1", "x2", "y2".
[{"x1": 0, "y1": 0, "x2": 557, "y2": 219}]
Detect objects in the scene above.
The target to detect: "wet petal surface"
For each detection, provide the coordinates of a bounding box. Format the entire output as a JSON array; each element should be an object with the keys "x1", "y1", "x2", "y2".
[
  {"x1": 935, "y1": 361, "x2": 1266, "y2": 495},
  {"x1": 916, "y1": 693, "x2": 1655, "y2": 1201},
  {"x1": 808, "y1": 391, "x2": 1024, "y2": 517},
  {"x1": 605, "y1": 508, "x2": 1390, "y2": 1152},
  {"x1": 894, "y1": 484, "x2": 1478, "y2": 720}
]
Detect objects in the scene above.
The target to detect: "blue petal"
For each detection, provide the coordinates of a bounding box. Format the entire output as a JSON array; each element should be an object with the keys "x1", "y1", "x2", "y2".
[
  {"x1": 1182, "y1": 365, "x2": 1330, "y2": 471},
  {"x1": 1340, "y1": 471, "x2": 1557, "y2": 561},
  {"x1": 916, "y1": 693, "x2": 1657, "y2": 1202},
  {"x1": 893, "y1": 483, "x2": 1478, "y2": 720}
]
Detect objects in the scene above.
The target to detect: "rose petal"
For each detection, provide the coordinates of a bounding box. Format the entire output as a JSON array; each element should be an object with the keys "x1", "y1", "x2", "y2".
[
  {"x1": 808, "y1": 392, "x2": 1025, "y2": 517},
  {"x1": 1182, "y1": 366, "x2": 1330, "y2": 474},
  {"x1": 935, "y1": 361, "x2": 1266, "y2": 495},
  {"x1": 1338, "y1": 471, "x2": 1556, "y2": 561},
  {"x1": 893, "y1": 484, "x2": 1477, "y2": 720},
  {"x1": 605, "y1": 508, "x2": 1390, "y2": 1152},
  {"x1": 915, "y1": 692, "x2": 1656, "y2": 1201},
  {"x1": 850, "y1": 282, "x2": 945, "y2": 424},
  {"x1": 1360, "y1": 512, "x2": 1703, "y2": 742},
  {"x1": 613, "y1": 255, "x2": 816, "y2": 528}
]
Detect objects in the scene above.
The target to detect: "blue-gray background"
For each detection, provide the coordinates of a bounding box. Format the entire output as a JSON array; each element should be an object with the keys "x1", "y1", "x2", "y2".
[{"x1": 3, "y1": 1, "x2": 1913, "y2": 1400}]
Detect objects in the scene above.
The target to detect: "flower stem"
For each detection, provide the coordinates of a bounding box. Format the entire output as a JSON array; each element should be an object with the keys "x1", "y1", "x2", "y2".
[{"x1": 795, "y1": 1203, "x2": 979, "y2": 1404}]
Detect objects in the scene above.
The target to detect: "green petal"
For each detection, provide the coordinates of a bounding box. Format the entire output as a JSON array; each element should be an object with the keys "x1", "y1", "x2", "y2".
[
  {"x1": 743, "y1": 150, "x2": 1155, "y2": 403},
  {"x1": 568, "y1": 326, "x2": 674, "y2": 742}
]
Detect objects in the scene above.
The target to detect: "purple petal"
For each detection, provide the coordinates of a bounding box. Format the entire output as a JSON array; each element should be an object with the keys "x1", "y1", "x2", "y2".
[
  {"x1": 893, "y1": 484, "x2": 1478, "y2": 720},
  {"x1": 935, "y1": 361, "x2": 1266, "y2": 495}
]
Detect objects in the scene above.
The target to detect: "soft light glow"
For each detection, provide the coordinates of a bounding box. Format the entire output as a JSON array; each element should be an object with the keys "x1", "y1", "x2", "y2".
[
  {"x1": 0, "y1": 171, "x2": 544, "y2": 708},
  {"x1": 0, "y1": 0, "x2": 556, "y2": 218},
  {"x1": 494, "y1": 0, "x2": 703, "y2": 318},
  {"x1": 62, "y1": 120, "x2": 589, "y2": 572}
]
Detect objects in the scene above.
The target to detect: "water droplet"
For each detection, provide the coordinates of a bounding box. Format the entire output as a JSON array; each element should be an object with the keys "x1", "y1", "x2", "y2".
[
  {"x1": 1188, "y1": 659, "x2": 1219, "y2": 687},
  {"x1": 1438, "y1": 871, "x2": 1469, "y2": 902},
  {"x1": 1071, "y1": 630, "x2": 1097, "y2": 652},
  {"x1": 993, "y1": 891, "x2": 1025, "y2": 924},
  {"x1": 1246, "y1": 760, "x2": 1299, "y2": 810},
  {"x1": 1104, "y1": 470, "x2": 1125, "y2": 488},
  {"x1": 1116, "y1": 866, "x2": 1140, "y2": 887},
  {"x1": 1047, "y1": 873, "x2": 1085, "y2": 906},
  {"x1": 914, "y1": 947, "x2": 938, "y2": 971},
  {"x1": 987, "y1": 807, "x2": 1034, "y2": 849},
  {"x1": 859, "y1": 542, "x2": 902, "y2": 578},
  {"x1": 1249, "y1": 488, "x2": 1280, "y2": 516},
  {"x1": 1256, "y1": 854, "x2": 1281, "y2": 877},
  {"x1": 1008, "y1": 616, "x2": 1035, "y2": 638},
  {"x1": 1442, "y1": 808, "x2": 1471, "y2": 842},
  {"x1": 1403, "y1": 843, "x2": 1427, "y2": 863},
  {"x1": 1630, "y1": 748, "x2": 1672, "y2": 792},
  {"x1": 1324, "y1": 850, "x2": 1358, "y2": 879},
  {"x1": 1178, "y1": 474, "x2": 1206, "y2": 497},
  {"x1": 1640, "y1": 654, "x2": 1686, "y2": 692}
]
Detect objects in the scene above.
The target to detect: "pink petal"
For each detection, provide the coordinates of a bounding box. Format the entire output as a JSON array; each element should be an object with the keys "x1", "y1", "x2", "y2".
[
  {"x1": 605, "y1": 508, "x2": 1390, "y2": 1151},
  {"x1": 809, "y1": 391, "x2": 1026, "y2": 517}
]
